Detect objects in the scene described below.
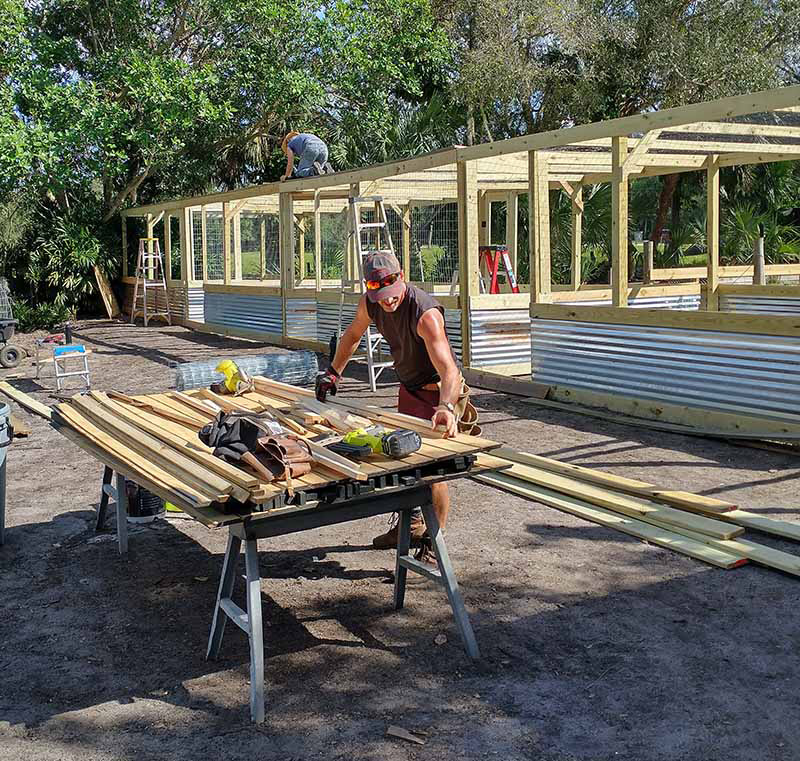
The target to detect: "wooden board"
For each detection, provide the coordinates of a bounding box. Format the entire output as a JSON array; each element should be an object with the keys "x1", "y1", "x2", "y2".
[
  {"x1": 0, "y1": 382, "x2": 52, "y2": 420},
  {"x1": 462, "y1": 368, "x2": 550, "y2": 398},
  {"x1": 475, "y1": 471, "x2": 745, "y2": 570},
  {"x1": 94, "y1": 265, "x2": 121, "y2": 319},
  {"x1": 491, "y1": 447, "x2": 736, "y2": 514},
  {"x1": 486, "y1": 458, "x2": 742, "y2": 540}
]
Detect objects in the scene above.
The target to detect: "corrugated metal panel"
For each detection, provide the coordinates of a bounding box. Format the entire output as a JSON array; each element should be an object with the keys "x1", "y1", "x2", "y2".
[
  {"x1": 530, "y1": 318, "x2": 800, "y2": 424},
  {"x1": 316, "y1": 300, "x2": 389, "y2": 353},
  {"x1": 187, "y1": 287, "x2": 205, "y2": 322},
  {"x1": 560, "y1": 294, "x2": 700, "y2": 310},
  {"x1": 204, "y1": 291, "x2": 282, "y2": 335},
  {"x1": 720, "y1": 294, "x2": 800, "y2": 315},
  {"x1": 444, "y1": 309, "x2": 462, "y2": 362},
  {"x1": 469, "y1": 309, "x2": 530, "y2": 367},
  {"x1": 286, "y1": 298, "x2": 317, "y2": 340}
]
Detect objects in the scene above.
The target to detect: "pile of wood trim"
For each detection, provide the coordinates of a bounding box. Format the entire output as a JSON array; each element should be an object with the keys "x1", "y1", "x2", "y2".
[
  {"x1": 475, "y1": 448, "x2": 800, "y2": 576},
  {"x1": 48, "y1": 376, "x2": 498, "y2": 526}
]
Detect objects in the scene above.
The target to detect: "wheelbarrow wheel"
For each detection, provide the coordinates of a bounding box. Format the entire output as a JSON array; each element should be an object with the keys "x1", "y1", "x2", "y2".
[{"x1": 0, "y1": 344, "x2": 23, "y2": 368}]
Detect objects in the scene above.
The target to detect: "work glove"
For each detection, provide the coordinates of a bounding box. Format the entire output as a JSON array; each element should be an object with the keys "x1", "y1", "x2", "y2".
[{"x1": 315, "y1": 366, "x2": 340, "y2": 402}]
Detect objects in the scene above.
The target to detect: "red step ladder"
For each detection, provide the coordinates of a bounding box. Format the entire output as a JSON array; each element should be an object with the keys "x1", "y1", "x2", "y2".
[{"x1": 479, "y1": 245, "x2": 519, "y2": 294}]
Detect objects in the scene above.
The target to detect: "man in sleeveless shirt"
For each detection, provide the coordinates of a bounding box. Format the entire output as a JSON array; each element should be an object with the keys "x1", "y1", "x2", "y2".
[{"x1": 315, "y1": 252, "x2": 461, "y2": 558}]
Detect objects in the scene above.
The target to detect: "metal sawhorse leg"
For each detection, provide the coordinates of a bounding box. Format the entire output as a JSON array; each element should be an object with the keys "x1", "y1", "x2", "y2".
[
  {"x1": 206, "y1": 533, "x2": 265, "y2": 723},
  {"x1": 206, "y1": 492, "x2": 479, "y2": 724},
  {"x1": 95, "y1": 466, "x2": 129, "y2": 555},
  {"x1": 393, "y1": 505, "x2": 479, "y2": 659}
]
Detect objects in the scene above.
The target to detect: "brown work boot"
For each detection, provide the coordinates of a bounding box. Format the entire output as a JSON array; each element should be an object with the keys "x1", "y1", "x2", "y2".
[
  {"x1": 372, "y1": 513, "x2": 426, "y2": 549},
  {"x1": 407, "y1": 536, "x2": 439, "y2": 584}
]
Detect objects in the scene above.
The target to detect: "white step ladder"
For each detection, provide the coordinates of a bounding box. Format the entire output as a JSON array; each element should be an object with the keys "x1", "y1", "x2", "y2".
[
  {"x1": 130, "y1": 238, "x2": 171, "y2": 327},
  {"x1": 337, "y1": 196, "x2": 395, "y2": 392}
]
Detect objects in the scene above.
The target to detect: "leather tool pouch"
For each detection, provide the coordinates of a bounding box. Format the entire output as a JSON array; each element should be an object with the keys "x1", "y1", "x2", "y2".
[{"x1": 257, "y1": 435, "x2": 313, "y2": 481}]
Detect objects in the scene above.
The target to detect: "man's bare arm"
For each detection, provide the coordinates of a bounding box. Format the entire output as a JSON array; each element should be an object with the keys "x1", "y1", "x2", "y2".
[
  {"x1": 330, "y1": 295, "x2": 371, "y2": 375},
  {"x1": 417, "y1": 308, "x2": 460, "y2": 436}
]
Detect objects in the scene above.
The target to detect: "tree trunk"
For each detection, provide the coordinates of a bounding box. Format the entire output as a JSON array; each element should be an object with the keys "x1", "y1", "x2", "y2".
[
  {"x1": 650, "y1": 174, "x2": 679, "y2": 245},
  {"x1": 671, "y1": 175, "x2": 682, "y2": 230}
]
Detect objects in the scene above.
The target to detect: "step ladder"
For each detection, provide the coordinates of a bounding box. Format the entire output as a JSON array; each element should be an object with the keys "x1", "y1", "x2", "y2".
[
  {"x1": 131, "y1": 238, "x2": 171, "y2": 326},
  {"x1": 337, "y1": 196, "x2": 395, "y2": 392},
  {"x1": 479, "y1": 244, "x2": 520, "y2": 294}
]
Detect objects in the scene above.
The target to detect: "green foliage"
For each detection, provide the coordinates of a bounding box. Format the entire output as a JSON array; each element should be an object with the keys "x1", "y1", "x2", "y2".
[{"x1": 11, "y1": 299, "x2": 72, "y2": 332}]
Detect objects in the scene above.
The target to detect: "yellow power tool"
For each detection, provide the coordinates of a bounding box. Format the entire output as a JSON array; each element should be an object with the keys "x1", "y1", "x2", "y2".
[
  {"x1": 342, "y1": 425, "x2": 422, "y2": 458},
  {"x1": 212, "y1": 359, "x2": 254, "y2": 396}
]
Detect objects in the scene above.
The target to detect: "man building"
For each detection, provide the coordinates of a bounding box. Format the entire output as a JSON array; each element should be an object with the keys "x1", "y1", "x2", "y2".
[
  {"x1": 280, "y1": 131, "x2": 334, "y2": 179},
  {"x1": 315, "y1": 251, "x2": 467, "y2": 562}
]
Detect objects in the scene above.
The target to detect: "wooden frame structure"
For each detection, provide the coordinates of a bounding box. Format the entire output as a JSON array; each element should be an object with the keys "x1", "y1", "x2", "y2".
[{"x1": 122, "y1": 85, "x2": 800, "y2": 430}]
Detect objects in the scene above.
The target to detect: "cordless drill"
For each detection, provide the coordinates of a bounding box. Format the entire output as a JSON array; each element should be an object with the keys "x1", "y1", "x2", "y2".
[{"x1": 342, "y1": 425, "x2": 422, "y2": 458}]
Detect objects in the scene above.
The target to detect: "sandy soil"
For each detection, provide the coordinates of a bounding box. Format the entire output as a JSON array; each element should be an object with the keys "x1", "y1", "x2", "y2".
[{"x1": 1, "y1": 319, "x2": 799, "y2": 761}]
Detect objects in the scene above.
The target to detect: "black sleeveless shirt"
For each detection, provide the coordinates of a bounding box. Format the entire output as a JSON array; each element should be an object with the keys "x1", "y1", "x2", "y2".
[{"x1": 365, "y1": 284, "x2": 451, "y2": 390}]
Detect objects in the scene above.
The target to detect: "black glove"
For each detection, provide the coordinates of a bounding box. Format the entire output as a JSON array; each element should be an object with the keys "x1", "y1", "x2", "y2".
[{"x1": 315, "y1": 366, "x2": 340, "y2": 402}]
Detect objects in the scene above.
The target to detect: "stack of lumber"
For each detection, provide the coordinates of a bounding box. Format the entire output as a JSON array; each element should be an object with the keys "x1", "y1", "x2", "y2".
[
  {"x1": 48, "y1": 376, "x2": 499, "y2": 526},
  {"x1": 475, "y1": 447, "x2": 800, "y2": 577}
]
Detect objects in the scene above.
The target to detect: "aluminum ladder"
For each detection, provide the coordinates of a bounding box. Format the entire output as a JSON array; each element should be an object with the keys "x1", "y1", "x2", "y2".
[
  {"x1": 336, "y1": 196, "x2": 396, "y2": 392},
  {"x1": 130, "y1": 237, "x2": 172, "y2": 326}
]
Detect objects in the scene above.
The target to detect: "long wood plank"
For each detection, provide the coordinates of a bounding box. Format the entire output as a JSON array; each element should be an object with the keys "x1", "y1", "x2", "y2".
[
  {"x1": 0, "y1": 382, "x2": 52, "y2": 420},
  {"x1": 54, "y1": 422, "x2": 234, "y2": 527},
  {"x1": 475, "y1": 471, "x2": 745, "y2": 570},
  {"x1": 495, "y1": 460, "x2": 743, "y2": 540},
  {"x1": 110, "y1": 392, "x2": 202, "y2": 429},
  {"x1": 492, "y1": 447, "x2": 736, "y2": 514},
  {"x1": 671, "y1": 524, "x2": 800, "y2": 577},
  {"x1": 55, "y1": 406, "x2": 214, "y2": 507},
  {"x1": 72, "y1": 395, "x2": 240, "y2": 501},
  {"x1": 720, "y1": 510, "x2": 800, "y2": 542}
]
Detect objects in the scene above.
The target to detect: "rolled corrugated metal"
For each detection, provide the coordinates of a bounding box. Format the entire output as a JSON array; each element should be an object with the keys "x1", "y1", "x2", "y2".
[
  {"x1": 204, "y1": 292, "x2": 282, "y2": 335},
  {"x1": 720, "y1": 294, "x2": 800, "y2": 315},
  {"x1": 531, "y1": 318, "x2": 800, "y2": 424},
  {"x1": 286, "y1": 298, "x2": 317, "y2": 340}
]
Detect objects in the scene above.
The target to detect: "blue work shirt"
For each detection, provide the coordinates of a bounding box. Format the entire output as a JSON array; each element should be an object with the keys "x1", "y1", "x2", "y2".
[{"x1": 288, "y1": 133, "x2": 318, "y2": 156}]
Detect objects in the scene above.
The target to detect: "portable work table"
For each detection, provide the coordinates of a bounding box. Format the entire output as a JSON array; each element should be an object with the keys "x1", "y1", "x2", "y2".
[{"x1": 49, "y1": 381, "x2": 503, "y2": 721}]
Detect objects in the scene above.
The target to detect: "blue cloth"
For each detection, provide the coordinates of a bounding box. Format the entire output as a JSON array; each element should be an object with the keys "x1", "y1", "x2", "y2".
[{"x1": 289, "y1": 134, "x2": 329, "y2": 177}]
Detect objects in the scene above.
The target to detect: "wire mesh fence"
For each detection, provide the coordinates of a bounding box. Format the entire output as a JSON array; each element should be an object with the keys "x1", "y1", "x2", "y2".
[
  {"x1": 409, "y1": 202, "x2": 459, "y2": 284},
  {"x1": 169, "y1": 216, "x2": 181, "y2": 280}
]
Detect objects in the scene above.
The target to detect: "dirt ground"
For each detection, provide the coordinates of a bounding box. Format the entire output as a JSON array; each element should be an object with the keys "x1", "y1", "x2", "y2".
[{"x1": 2, "y1": 320, "x2": 800, "y2": 761}]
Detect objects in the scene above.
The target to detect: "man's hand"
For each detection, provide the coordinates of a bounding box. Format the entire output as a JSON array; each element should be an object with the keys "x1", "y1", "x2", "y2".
[
  {"x1": 315, "y1": 366, "x2": 340, "y2": 402},
  {"x1": 431, "y1": 406, "x2": 457, "y2": 438},
  {"x1": 280, "y1": 174, "x2": 287, "y2": 181}
]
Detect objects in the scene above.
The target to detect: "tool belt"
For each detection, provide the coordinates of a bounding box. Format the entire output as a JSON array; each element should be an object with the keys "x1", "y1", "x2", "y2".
[
  {"x1": 199, "y1": 412, "x2": 313, "y2": 493},
  {"x1": 414, "y1": 376, "x2": 480, "y2": 436}
]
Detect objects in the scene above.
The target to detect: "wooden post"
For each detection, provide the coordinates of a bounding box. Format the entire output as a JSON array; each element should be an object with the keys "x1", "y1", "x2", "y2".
[
  {"x1": 222, "y1": 202, "x2": 231, "y2": 284},
  {"x1": 279, "y1": 192, "x2": 294, "y2": 338},
  {"x1": 314, "y1": 192, "x2": 322, "y2": 291},
  {"x1": 570, "y1": 185, "x2": 583, "y2": 290},
  {"x1": 643, "y1": 240, "x2": 654, "y2": 285},
  {"x1": 457, "y1": 160, "x2": 479, "y2": 367},
  {"x1": 478, "y1": 192, "x2": 488, "y2": 248},
  {"x1": 233, "y1": 211, "x2": 242, "y2": 281},
  {"x1": 402, "y1": 204, "x2": 412, "y2": 276},
  {"x1": 179, "y1": 208, "x2": 191, "y2": 284},
  {"x1": 121, "y1": 217, "x2": 128, "y2": 278},
  {"x1": 611, "y1": 136, "x2": 629, "y2": 307},
  {"x1": 753, "y1": 225, "x2": 766, "y2": 285},
  {"x1": 200, "y1": 206, "x2": 208, "y2": 282},
  {"x1": 706, "y1": 156, "x2": 720, "y2": 310},
  {"x1": 164, "y1": 213, "x2": 172, "y2": 281},
  {"x1": 297, "y1": 215, "x2": 307, "y2": 280},
  {"x1": 259, "y1": 216, "x2": 267, "y2": 281},
  {"x1": 529, "y1": 151, "x2": 551, "y2": 304},
  {"x1": 146, "y1": 213, "x2": 155, "y2": 280},
  {"x1": 348, "y1": 183, "x2": 361, "y2": 287},
  {"x1": 506, "y1": 192, "x2": 518, "y2": 273}
]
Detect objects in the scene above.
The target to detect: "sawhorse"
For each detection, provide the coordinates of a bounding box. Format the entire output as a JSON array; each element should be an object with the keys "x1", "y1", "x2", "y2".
[
  {"x1": 206, "y1": 483, "x2": 479, "y2": 723},
  {"x1": 95, "y1": 466, "x2": 129, "y2": 554}
]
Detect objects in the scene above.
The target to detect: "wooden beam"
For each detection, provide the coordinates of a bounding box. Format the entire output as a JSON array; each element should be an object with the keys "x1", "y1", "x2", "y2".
[
  {"x1": 200, "y1": 206, "x2": 208, "y2": 281},
  {"x1": 622, "y1": 129, "x2": 664, "y2": 170},
  {"x1": 314, "y1": 191, "x2": 322, "y2": 291},
  {"x1": 611, "y1": 136, "x2": 629, "y2": 307},
  {"x1": 164, "y1": 213, "x2": 172, "y2": 279},
  {"x1": 506, "y1": 192, "x2": 518, "y2": 273},
  {"x1": 0, "y1": 382, "x2": 52, "y2": 419},
  {"x1": 529, "y1": 151, "x2": 551, "y2": 304},
  {"x1": 570, "y1": 184, "x2": 583, "y2": 290},
  {"x1": 222, "y1": 201, "x2": 231, "y2": 284},
  {"x1": 667, "y1": 121, "x2": 800, "y2": 139},
  {"x1": 656, "y1": 138, "x2": 800, "y2": 154},
  {"x1": 233, "y1": 211, "x2": 242, "y2": 281},
  {"x1": 225, "y1": 198, "x2": 248, "y2": 222},
  {"x1": 457, "y1": 160, "x2": 479, "y2": 366},
  {"x1": 706, "y1": 155, "x2": 720, "y2": 311},
  {"x1": 402, "y1": 203, "x2": 412, "y2": 276},
  {"x1": 279, "y1": 192, "x2": 293, "y2": 336},
  {"x1": 121, "y1": 217, "x2": 128, "y2": 278}
]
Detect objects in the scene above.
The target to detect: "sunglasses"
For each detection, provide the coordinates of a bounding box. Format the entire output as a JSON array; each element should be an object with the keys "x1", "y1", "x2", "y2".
[{"x1": 365, "y1": 273, "x2": 400, "y2": 291}]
